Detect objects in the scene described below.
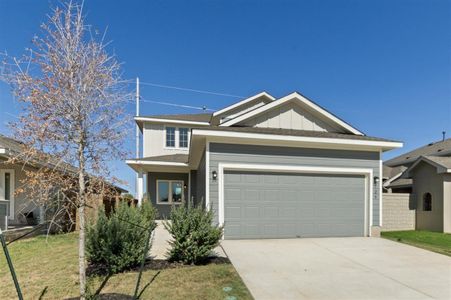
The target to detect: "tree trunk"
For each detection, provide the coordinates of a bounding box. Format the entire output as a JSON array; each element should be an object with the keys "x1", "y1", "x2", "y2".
[{"x1": 78, "y1": 141, "x2": 87, "y2": 299}]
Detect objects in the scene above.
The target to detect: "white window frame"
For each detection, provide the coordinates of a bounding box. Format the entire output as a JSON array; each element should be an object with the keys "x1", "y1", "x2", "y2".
[
  {"x1": 178, "y1": 127, "x2": 189, "y2": 148},
  {"x1": 156, "y1": 179, "x2": 184, "y2": 205},
  {"x1": 165, "y1": 126, "x2": 176, "y2": 148},
  {"x1": 0, "y1": 169, "x2": 15, "y2": 220},
  {"x1": 164, "y1": 126, "x2": 190, "y2": 150}
]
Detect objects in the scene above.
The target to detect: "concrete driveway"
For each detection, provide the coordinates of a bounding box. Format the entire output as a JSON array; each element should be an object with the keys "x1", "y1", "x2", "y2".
[{"x1": 222, "y1": 238, "x2": 451, "y2": 300}]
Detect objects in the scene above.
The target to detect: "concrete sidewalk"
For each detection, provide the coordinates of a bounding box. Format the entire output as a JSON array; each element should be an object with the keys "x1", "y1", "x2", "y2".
[
  {"x1": 222, "y1": 237, "x2": 451, "y2": 300},
  {"x1": 149, "y1": 220, "x2": 226, "y2": 260}
]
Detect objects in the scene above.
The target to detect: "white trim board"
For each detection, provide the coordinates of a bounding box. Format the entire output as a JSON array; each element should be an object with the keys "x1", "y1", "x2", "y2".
[
  {"x1": 192, "y1": 129, "x2": 403, "y2": 151},
  {"x1": 212, "y1": 92, "x2": 275, "y2": 117},
  {"x1": 217, "y1": 163, "x2": 374, "y2": 238},
  {"x1": 125, "y1": 160, "x2": 188, "y2": 167},
  {"x1": 205, "y1": 141, "x2": 210, "y2": 210},
  {"x1": 219, "y1": 92, "x2": 364, "y2": 135},
  {"x1": 379, "y1": 153, "x2": 383, "y2": 227}
]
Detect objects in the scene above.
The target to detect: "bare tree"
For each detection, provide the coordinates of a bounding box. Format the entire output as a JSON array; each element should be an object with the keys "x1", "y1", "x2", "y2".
[{"x1": 1, "y1": 1, "x2": 129, "y2": 298}]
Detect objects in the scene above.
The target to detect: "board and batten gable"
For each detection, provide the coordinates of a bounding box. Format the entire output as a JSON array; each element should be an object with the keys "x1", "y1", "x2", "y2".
[
  {"x1": 207, "y1": 143, "x2": 382, "y2": 227},
  {"x1": 240, "y1": 101, "x2": 346, "y2": 132},
  {"x1": 142, "y1": 122, "x2": 192, "y2": 157}
]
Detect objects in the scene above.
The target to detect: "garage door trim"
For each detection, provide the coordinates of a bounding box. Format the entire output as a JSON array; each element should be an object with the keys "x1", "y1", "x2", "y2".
[{"x1": 217, "y1": 163, "x2": 374, "y2": 238}]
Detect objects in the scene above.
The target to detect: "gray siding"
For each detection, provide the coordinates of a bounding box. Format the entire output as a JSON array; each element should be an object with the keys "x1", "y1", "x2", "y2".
[
  {"x1": 208, "y1": 143, "x2": 381, "y2": 226},
  {"x1": 189, "y1": 170, "x2": 197, "y2": 205},
  {"x1": 195, "y1": 150, "x2": 206, "y2": 207},
  {"x1": 147, "y1": 172, "x2": 189, "y2": 219}
]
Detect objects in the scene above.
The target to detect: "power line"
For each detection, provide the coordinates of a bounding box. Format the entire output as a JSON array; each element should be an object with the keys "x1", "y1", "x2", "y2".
[
  {"x1": 139, "y1": 98, "x2": 216, "y2": 111},
  {"x1": 137, "y1": 81, "x2": 243, "y2": 98}
]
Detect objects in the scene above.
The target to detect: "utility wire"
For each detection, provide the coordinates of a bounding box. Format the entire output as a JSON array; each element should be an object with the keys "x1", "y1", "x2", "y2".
[
  {"x1": 139, "y1": 98, "x2": 216, "y2": 112},
  {"x1": 127, "y1": 80, "x2": 243, "y2": 98}
]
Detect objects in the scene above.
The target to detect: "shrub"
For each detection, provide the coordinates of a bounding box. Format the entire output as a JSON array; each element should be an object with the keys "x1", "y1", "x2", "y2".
[
  {"x1": 86, "y1": 202, "x2": 157, "y2": 274},
  {"x1": 164, "y1": 205, "x2": 223, "y2": 264}
]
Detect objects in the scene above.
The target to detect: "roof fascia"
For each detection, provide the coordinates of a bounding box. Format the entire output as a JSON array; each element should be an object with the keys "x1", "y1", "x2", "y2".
[
  {"x1": 402, "y1": 156, "x2": 449, "y2": 177},
  {"x1": 192, "y1": 129, "x2": 402, "y2": 151},
  {"x1": 212, "y1": 92, "x2": 275, "y2": 117}
]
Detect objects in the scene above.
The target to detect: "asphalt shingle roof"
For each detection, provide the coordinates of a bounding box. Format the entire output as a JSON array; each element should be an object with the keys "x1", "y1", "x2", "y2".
[
  {"x1": 385, "y1": 138, "x2": 451, "y2": 167},
  {"x1": 423, "y1": 155, "x2": 451, "y2": 170},
  {"x1": 0, "y1": 134, "x2": 25, "y2": 154}
]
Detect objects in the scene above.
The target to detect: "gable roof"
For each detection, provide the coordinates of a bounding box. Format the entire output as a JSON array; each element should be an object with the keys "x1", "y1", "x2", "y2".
[
  {"x1": 403, "y1": 155, "x2": 451, "y2": 177},
  {"x1": 385, "y1": 138, "x2": 451, "y2": 167},
  {"x1": 385, "y1": 177, "x2": 413, "y2": 189},
  {"x1": 219, "y1": 92, "x2": 364, "y2": 135},
  {"x1": 212, "y1": 92, "x2": 275, "y2": 117},
  {"x1": 0, "y1": 134, "x2": 127, "y2": 192},
  {"x1": 0, "y1": 134, "x2": 25, "y2": 156}
]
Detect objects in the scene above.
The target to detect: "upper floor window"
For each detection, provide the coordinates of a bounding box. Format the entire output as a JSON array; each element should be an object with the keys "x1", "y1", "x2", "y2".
[
  {"x1": 423, "y1": 193, "x2": 432, "y2": 211},
  {"x1": 166, "y1": 127, "x2": 176, "y2": 147},
  {"x1": 179, "y1": 128, "x2": 189, "y2": 148}
]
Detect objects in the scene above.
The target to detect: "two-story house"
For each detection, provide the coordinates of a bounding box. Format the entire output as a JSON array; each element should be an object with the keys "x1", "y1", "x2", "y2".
[{"x1": 127, "y1": 91, "x2": 402, "y2": 239}]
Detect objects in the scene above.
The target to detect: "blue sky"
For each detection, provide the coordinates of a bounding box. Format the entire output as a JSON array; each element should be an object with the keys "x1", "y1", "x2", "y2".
[{"x1": 1, "y1": 0, "x2": 450, "y2": 194}]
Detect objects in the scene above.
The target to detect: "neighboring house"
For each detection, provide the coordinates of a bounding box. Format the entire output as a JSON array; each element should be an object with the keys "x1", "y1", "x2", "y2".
[
  {"x1": 0, "y1": 134, "x2": 126, "y2": 231},
  {"x1": 384, "y1": 138, "x2": 451, "y2": 233},
  {"x1": 127, "y1": 92, "x2": 402, "y2": 239}
]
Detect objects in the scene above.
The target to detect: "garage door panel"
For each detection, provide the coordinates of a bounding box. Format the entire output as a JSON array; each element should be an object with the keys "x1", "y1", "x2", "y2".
[
  {"x1": 223, "y1": 171, "x2": 366, "y2": 239},
  {"x1": 244, "y1": 206, "x2": 259, "y2": 218}
]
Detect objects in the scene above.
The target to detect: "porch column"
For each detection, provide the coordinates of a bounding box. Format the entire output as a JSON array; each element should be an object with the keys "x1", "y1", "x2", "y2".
[{"x1": 137, "y1": 171, "x2": 144, "y2": 206}]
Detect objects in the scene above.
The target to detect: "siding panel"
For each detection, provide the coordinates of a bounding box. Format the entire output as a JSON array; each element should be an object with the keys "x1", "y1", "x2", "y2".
[{"x1": 208, "y1": 143, "x2": 381, "y2": 226}]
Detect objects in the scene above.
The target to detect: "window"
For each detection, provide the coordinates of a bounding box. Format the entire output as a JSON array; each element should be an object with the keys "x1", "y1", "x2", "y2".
[
  {"x1": 157, "y1": 180, "x2": 184, "y2": 204},
  {"x1": 4, "y1": 173, "x2": 10, "y2": 201},
  {"x1": 423, "y1": 193, "x2": 432, "y2": 211},
  {"x1": 179, "y1": 128, "x2": 189, "y2": 148},
  {"x1": 166, "y1": 127, "x2": 175, "y2": 147}
]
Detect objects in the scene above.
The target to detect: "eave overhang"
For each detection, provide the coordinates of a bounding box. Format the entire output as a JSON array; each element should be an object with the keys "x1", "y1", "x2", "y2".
[
  {"x1": 191, "y1": 129, "x2": 403, "y2": 152},
  {"x1": 126, "y1": 159, "x2": 190, "y2": 173}
]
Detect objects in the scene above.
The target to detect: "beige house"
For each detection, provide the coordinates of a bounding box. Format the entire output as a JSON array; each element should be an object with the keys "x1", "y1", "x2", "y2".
[
  {"x1": 0, "y1": 134, "x2": 126, "y2": 232},
  {"x1": 384, "y1": 138, "x2": 451, "y2": 233}
]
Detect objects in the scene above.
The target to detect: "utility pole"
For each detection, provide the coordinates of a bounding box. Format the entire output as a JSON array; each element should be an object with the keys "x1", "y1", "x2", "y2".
[{"x1": 135, "y1": 77, "x2": 142, "y2": 204}]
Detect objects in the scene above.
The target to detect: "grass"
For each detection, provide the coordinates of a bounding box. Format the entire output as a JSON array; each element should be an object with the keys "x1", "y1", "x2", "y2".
[
  {"x1": 0, "y1": 232, "x2": 253, "y2": 299},
  {"x1": 381, "y1": 230, "x2": 451, "y2": 257}
]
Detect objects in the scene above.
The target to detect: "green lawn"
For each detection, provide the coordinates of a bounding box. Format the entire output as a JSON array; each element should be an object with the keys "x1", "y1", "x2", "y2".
[
  {"x1": 381, "y1": 230, "x2": 451, "y2": 257},
  {"x1": 0, "y1": 233, "x2": 252, "y2": 299}
]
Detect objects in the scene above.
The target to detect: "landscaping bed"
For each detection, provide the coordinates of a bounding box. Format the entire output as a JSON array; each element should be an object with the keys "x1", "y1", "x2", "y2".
[
  {"x1": 381, "y1": 230, "x2": 451, "y2": 257},
  {"x1": 0, "y1": 233, "x2": 252, "y2": 299}
]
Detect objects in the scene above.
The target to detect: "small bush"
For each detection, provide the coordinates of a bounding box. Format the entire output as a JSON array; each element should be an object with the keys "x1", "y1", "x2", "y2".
[
  {"x1": 164, "y1": 205, "x2": 223, "y2": 264},
  {"x1": 86, "y1": 202, "x2": 157, "y2": 274}
]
